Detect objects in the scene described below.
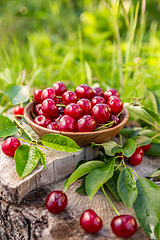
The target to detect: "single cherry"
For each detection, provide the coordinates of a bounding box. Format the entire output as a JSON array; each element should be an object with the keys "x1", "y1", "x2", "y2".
[
  {"x1": 62, "y1": 91, "x2": 78, "y2": 105},
  {"x1": 111, "y1": 215, "x2": 137, "y2": 238},
  {"x1": 75, "y1": 84, "x2": 93, "y2": 100},
  {"x1": 103, "y1": 89, "x2": 119, "y2": 101},
  {"x1": 1, "y1": 137, "x2": 21, "y2": 157},
  {"x1": 80, "y1": 209, "x2": 103, "y2": 234},
  {"x1": 135, "y1": 147, "x2": 144, "y2": 156},
  {"x1": 92, "y1": 87, "x2": 104, "y2": 97},
  {"x1": 52, "y1": 81, "x2": 67, "y2": 96},
  {"x1": 142, "y1": 143, "x2": 151, "y2": 152},
  {"x1": 91, "y1": 104, "x2": 110, "y2": 124},
  {"x1": 107, "y1": 96, "x2": 123, "y2": 115},
  {"x1": 41, "y1": 88, "x2": 56, "y2": 102},
  {"x1": 33, "y1": 115, "x2": 52, "y2": 128},
  {"x1": 13, "y1": 106, "x2": 24, "y2": 118},
  {"x1": 77, "y1": 98, "x2": 91, "y2": 115},
  {"x1": 41, "y1": 99, "x2": 58, "y2": 118},
  {"x1": 34, "y1": 104, "x2": 44, "y2": 116},
  {"x1": 47, "y1": 121, "x2": 58, "y2": 130},
  {"x1": 34, "y1": 89, "x2": 43, "y2": 103},
  {"x1": 76, "y1": 115, "x2": 96, "y2": 132},
  {"x1": 57, "y1": 115, "x2": 75, "y2": 132},
  {"x1": 64, "y1": 103, "x2": 83, "y2": 119},
  {"x1": 45, "y1": 190, "x2": 68, "y2": 214},
  {"x1": 91, "y1": 96, "x2": 106, "y2": 108},
  {"x1": 128, "y1": 152, "x2": 142, "y2": 166}
]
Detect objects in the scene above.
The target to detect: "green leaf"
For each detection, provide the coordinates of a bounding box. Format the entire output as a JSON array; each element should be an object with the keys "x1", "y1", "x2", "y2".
[
  {"x1": 86, "y1": 159, "x2": 115, "y2": 200},
  {"x1": 132, "y1": 136, "x2": 151, "y2": 147},
  {"x1": 38, "y1": 149, "x2": 46, "y2": 168},
  {"x1": 147, "y1": 143, "x2": 160, "y2": 156},
  {"x1": 14, "y1": 145, "x2": 40, "y2": 178},
  {"x1": 105, "y1": 169, "x2": 122, "y2": 201},
  {"x1": 99, "y1": 141, "x2": 119, "y2": 156},
  {"x1": 143, "y1": 107, "x2": 160, "y2": 124},
  {"x1": 0, "y1": 116, "x2": 18, "y2": 137},
  {"x1": 149, "y1": 170, "x2": 160, "y2": 178},
  {"x1": 75, "y1": 178, "x2": 87, "y2": 195},
  {"x1": 63, "y1": 160, "x2": 105, "y2": 192},
  {"x1": 133, "y1": 178, "x2": 160, "y2": 240},
  {"x1": 117, "y1": 168, "x2": 137, "y2": 208},
  {"x1": 139, "y1": 129, "x2": 160, "y2": 144},
  {"x1": 5, "y1": 84, "x2": 29, "y2": 105},
  {"x1": 122, "y1": 139, "x2": 136, "y2": 158},
  {"x1": 42, "y1": 134, "x2": 82, "y2": 153}
]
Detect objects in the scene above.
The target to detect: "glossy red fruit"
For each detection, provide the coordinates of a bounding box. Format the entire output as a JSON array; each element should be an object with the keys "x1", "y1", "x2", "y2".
[
  {"x1": 91, "y1": 104, "x2": 110, "y2": 124},
  {"x1": 108, "y1": 114, "x2": 120, "y2": 126},
  {"x1": 47, "y1": 121, "x2": 58, "y2": 130},
  {"x1": 111, "y1": 215, "x2": 137, "y2": 238},
  {"x1": 128, "y1": 152, "x2": 142, "y2": 166},
  {"x1": 80, "y1": 209, "x2": 103, "y2": 234},
  {"x1": 75, "y1": 84, "x2": 93, "y2": 100},
  {"x1": 13, "y1": 106, "x2": 24, "y2": 118},
  {"x1": 41, "y1": 99, "x2": 58, "y2": 118},
  {"x1": 34, "y1": 104, "x2": 44, "y2": 116},
  {"x1": 142, "y1": 144, "x2": 151, "y2": 152},
  {"x1": 64, "y1": 103, "x2": 83, "y2": 119},
  {"x1": 135, "y1": 147, "x2": 144, "y2": 156},
  {"x1": 41, "y1": 88, "x2": 56, "y2": 102},
  {"x1": 76, "y1": 115, "x2": 96, "y2": 132},
  {"x1": 52, "y1": 81, "x2": 67, "y2": 96},
  {"x1": 34, "y1": 89, "x2": 43, "y2": 103},
  {"x1": 103, "y1": 89, "x2": 119, "y2": 101},
  {"x1": 77, "y1": 98, "x2": 91, "y2": 115},
  {"x1": 33, "y1": 115, "x2": 52, "y2": 128},
  {"x1": 107, "y1": 96, "x2": 123, "y2": 115},
  {"x1": 62, "y1": 91, "x2": 78, "y2": 105},
  {"x1": 1, "y1": 137, "x2": 21, "y2": 157},
  {"x1": 92, "y1": 87, "x2": 104, "y2": 97},
  {"x1": 91, "y1": 96, "x2": 106, "y2": 108},
  {"x1": 45, "y1": 190, "x2": 68, "y2": 214},
  {"x1": 57, "y1": 115, "x2": 75, "y2": 132}
]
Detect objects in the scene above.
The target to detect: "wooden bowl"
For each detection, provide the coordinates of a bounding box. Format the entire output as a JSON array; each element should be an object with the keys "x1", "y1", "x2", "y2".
[{"x1": 24, "y1": 102, "x2": 129, "y2": 147}]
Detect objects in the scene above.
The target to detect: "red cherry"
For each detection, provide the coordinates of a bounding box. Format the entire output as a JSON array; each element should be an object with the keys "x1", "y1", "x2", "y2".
[
  {"x1": 111, "y1": 215, "x2": 137, "y2": 238},
  {"x1": 108, "y1": 114, "x2": 120, "y2": 126},
  {"x1": 91, "y1": 96, "x2": 106, "y2": 108},
  {"x1": 34, "y1": 104, "x2": 44, "y2": 116},
  {"x1": 64, "y1": 103, "x2": 83, "y2": 119},
  {"x1": 13, "y1": 106, "x2": 24, "y2": 118},
  {"x1": 107, "y1": 96, "x2": 123, "y2": 115},
  {"x1": 76, "y1": 115, "x2": 96, "y2": 132},
  {"x1": 142, "y1": 144, "x2": 151, "y2": 152},
  {"x1": 77, "y1": 98, "x2": 91, "y2": 115},
  {"x1": 103, "y1": 89, "x2": 119, "y2": 101},
  {"x1": 45, "y1": 190, "x2": 68, "y2": 214},
  {"x1": 52, "y1": 81, "x2": 67, "y2": 96},
  {"x1": 62, "y1": 91, "x2": 78, "y2": 105},
  {"x1": 34, "y1": 89, "x2": 43, "y2": 103},
  {"x1": 47, "y1": 121, "x2": 58, "y2": 130},
  {"x1": 128, "y1": 152, "x2": 142, "y2": 166},
  {"x1": 41, "y1": 88, "x2": 56, "y2": 102},
  {"x1": 135, "y1": 147, "x2": 144, "y2": 156},
  {"x1": 33, "y1": 115, "x2": 52, "y2": 128},
  {"x1": 57, "y1": 115, "x2": 75, "y2": 132},
  {"x1": 92, "y1": 87, "x2": 104, "y2": 97},
  {"x1": 75, "y1": 84, "x2": 93, "y2": 100},
  {"x1": 41, "y1": 99, "x2": 58, "y2": 118},
  {"x1": 91, "y1": 104, "x2": 110, "y2": 124},
  {"x1": 1, "y1": 137, "x2": 21, "y2": 157},
  {"x1": 80, "y1": 209, "x2": 103, "y2": 234}
]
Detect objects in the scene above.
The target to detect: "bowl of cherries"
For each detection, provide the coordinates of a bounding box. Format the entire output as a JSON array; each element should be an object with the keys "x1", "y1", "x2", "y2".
[{"x1": 24, "y1": 82, "x2": 129, "y2": 147}]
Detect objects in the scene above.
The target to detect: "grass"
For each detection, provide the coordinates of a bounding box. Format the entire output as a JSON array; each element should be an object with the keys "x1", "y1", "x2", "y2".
[{"x1": 0, "y1": 0, "x2": 160, "y2": 113}]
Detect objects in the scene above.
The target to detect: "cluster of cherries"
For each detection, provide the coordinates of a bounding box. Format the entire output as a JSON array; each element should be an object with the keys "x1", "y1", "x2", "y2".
[
  {"x1": 33, "y1": 82, "x2": 123, "y2": 132},
  {"x1": 45, "y1": 190, "x2": 137, "y2": 238}
]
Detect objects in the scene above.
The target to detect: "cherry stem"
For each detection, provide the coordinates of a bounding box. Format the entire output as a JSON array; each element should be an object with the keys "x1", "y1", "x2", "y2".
[
  {"x1": 151, "y1": 133, "x2": 160, "y2": 140},
  {"x1": 101, "y1": 185, "x2": 120, "y2": 216},
  {"x1": 14, "y1": 117, "x2": 34, "y2": 142}
]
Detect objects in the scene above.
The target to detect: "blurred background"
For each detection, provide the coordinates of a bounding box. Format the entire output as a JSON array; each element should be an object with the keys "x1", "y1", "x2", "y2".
[{"x1": 0, "y1": 0, "x2": 160, "y2": 110}]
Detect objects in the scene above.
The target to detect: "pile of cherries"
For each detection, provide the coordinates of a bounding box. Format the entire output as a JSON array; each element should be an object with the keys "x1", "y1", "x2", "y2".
[
  {"x1": 45, "y1": 190, "x2": 137, "y2": 238},
  {"x1": 33, "y1": 82, "x2": 123, "y2": 132}
]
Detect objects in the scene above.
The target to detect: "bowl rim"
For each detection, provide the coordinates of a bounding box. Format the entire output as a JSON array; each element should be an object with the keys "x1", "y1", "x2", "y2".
[{"x1": 24, "y1": 101, "x2": 129, "y2": 136}]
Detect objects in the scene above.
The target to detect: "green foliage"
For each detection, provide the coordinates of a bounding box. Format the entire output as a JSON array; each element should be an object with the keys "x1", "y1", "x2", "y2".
[{"x1": 0, "y1": 116, "x2": 18, "y2": 137}]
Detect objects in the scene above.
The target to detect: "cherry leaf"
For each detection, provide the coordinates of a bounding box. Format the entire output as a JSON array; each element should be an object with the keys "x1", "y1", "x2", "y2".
[
  {"x1": 38, "y1": 149, "x2": 46, "y2": 168},
  {"x1": 5, "y1": 83, "x2": 29, "y2": 105},
  {"x1": 132, "y1": 135, "x2": 151, "y2": 147},
  {"x1": 0, "y1": 116, "x2": 18, "y2": 137},
  {"x1": 117, "y1": 168, "x2": 137, "y2": 208},
  {"x1": 122, "y1": 138, "x2": 136, "y2": 158}
]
